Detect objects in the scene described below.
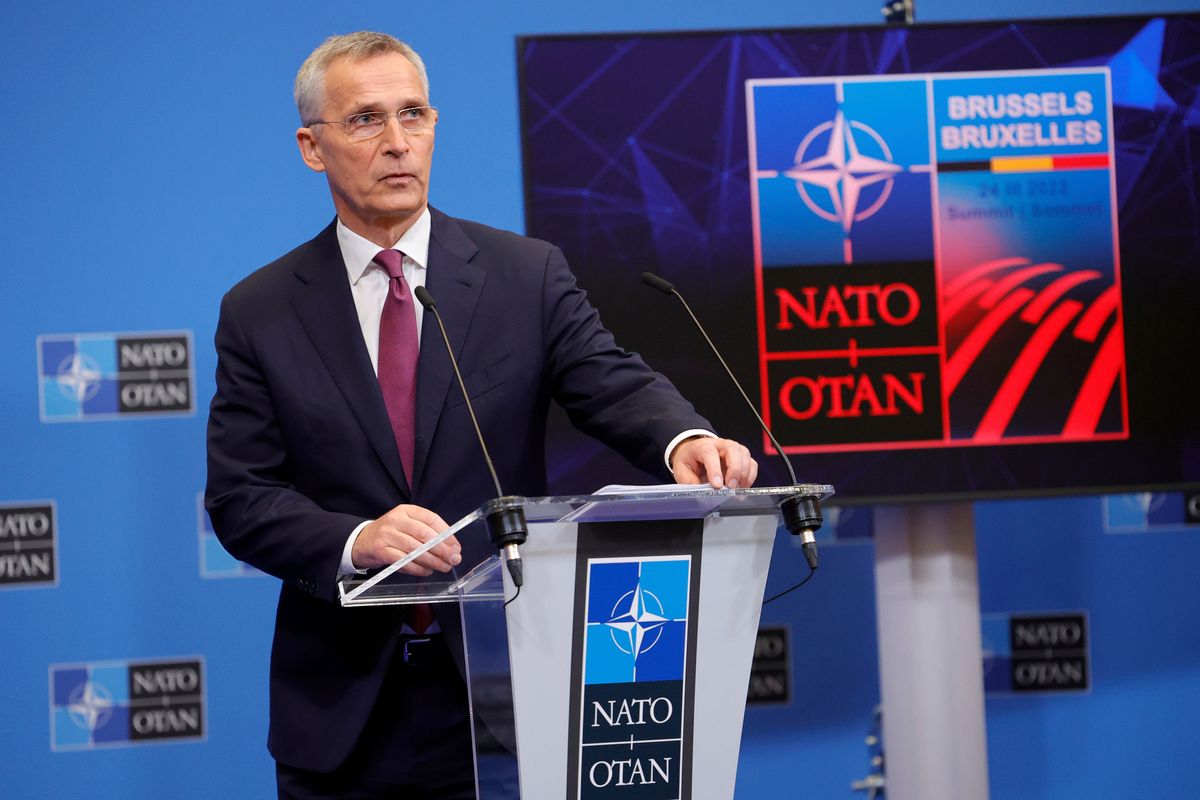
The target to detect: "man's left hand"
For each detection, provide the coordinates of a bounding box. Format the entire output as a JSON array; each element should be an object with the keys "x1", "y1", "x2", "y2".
[{"x1": 670, "y1": 436, "x2": 758, "y2": 489}]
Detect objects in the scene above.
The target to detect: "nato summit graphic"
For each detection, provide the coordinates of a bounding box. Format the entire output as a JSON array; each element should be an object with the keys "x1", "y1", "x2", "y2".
[
  {"x1": 50, "y1": 657, "x2": 206, "y2": 751},
  {"x1": 574, "y1": 557, "x2": 691, "y2": 798},
  {"x1": 37, "y1": 331, "x2": 195, "y2": 421},
  {"x1": 748, "y1": 68, "x2": 1125, "y2": 453}
]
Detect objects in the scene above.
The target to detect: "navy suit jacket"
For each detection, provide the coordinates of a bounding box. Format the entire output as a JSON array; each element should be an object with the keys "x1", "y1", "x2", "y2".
[{"x1": 205, "y1": 209, "x2": 710, "y2": 771}]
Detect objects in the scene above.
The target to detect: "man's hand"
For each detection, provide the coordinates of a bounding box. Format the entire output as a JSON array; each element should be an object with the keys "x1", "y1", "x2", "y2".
[
  {"x1": 670, "y1": 436, "x2": 758, "y2": 489},
  {"x1": 352, "y1": 504, "x2": 462, "y2": 576}
]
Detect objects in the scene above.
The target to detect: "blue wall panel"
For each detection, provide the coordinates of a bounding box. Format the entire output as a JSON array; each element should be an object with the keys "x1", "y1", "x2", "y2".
[
  {"x1": 977, "y1": 496, "x2": 1200, "y2": 799},
  {"x1": 2, "y1": 1, "x2": 1197, "y2": 797}
]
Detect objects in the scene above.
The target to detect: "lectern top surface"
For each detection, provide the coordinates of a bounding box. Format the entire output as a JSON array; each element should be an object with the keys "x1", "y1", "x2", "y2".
[
  {"x1": 337, "y1": 484, "x2": 833, "y2": 607},
  {"x1": 518, "y1": 483, "x2": 834, "y2": 522}
]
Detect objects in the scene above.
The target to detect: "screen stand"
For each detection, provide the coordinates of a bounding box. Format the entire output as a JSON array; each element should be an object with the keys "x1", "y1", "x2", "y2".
[{"x1": 874, "y1": 503, "x2": 989, "y2": 800}]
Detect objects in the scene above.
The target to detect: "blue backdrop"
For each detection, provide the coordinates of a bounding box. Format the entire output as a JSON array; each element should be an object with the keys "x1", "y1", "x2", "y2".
[{"x1": 2, "y1": 1, "x2": 1198, "y2": 798}]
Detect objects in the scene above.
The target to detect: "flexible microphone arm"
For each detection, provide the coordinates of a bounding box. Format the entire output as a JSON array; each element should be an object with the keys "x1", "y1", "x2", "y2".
[
  {"x1": 640, "y1": 271, "x2": 822, "y2": 570},
  {"x1": 414, "y1": 285, "x2": 528, "y2": 587}
]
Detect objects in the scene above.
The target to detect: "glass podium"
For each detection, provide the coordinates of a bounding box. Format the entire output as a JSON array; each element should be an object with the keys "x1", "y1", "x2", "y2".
[{"x1": 337, "y1": 484, "x2": 833, "y2": 799}]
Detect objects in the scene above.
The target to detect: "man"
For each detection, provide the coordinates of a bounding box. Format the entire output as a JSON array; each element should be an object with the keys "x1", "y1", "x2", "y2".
[{"x1": 205, "y1": 31, "x2": 757, "y2": 799}]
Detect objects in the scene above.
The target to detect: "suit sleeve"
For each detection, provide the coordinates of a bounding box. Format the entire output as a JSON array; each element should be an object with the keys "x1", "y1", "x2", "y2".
[
  {"x1": 539, "y1": 246, "x2": 711, "y2": 479},
  {"x1": 205, "y1": 290, "x2": 364, "y2": 602}
]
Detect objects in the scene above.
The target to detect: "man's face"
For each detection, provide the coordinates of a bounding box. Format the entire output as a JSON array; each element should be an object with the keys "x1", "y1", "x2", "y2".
[{"x1": 297, "y1": 52, "x2": 434, "y2": 239}]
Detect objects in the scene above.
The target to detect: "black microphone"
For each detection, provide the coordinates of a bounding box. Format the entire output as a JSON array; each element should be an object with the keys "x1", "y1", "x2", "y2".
[
  {"x1": 414, "y1": 285, "x2": 528, "y2": 588},
  {"x1": 640, "y1": 271, "x2": 822, "y2": 570}
]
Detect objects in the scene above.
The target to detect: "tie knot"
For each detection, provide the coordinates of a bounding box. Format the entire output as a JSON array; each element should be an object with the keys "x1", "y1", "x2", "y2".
[{"x1": 373, "y1": 249, "x2": 405, "y2": 280}]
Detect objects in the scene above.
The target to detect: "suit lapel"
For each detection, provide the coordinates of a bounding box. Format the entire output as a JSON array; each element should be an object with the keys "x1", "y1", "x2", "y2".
[
  {"x1": 287, "y1": 221, "x2": 410, "y2": 497},
  {"x1": 413, "y1": 210, "x2": 485, "y2": 492}
]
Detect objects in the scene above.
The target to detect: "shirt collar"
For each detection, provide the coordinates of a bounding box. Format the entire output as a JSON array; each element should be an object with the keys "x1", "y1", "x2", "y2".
[{"x1": 336, "y1": 207, "x2": 432, "y2": 285}]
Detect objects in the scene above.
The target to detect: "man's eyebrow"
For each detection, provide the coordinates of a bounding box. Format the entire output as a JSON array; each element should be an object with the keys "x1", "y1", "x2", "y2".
[{"x1": 344, "y1": 99, "x2": 427, "y2": 116}]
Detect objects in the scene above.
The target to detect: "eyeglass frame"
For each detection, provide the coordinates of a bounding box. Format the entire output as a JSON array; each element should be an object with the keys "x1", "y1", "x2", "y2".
[{"x1": 305, "y1": 106, "x2": 439, "y2": 141}]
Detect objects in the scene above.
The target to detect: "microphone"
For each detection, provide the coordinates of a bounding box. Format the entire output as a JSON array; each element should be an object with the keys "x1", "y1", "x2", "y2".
[
  {"x1": 414, "y1": 285, "x2": 528, "y2": 588},
  {"x1": 640, "y1": 271, "x2": 822, "y2": 570}
]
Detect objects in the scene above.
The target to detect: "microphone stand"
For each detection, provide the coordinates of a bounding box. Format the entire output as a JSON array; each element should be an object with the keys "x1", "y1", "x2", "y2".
[
  {"x1": 641, "y1": 272, "x2": 823, "y2": 570},
  {"x1": 414, "y1": 286, "x2": 529, "y2": 588}
]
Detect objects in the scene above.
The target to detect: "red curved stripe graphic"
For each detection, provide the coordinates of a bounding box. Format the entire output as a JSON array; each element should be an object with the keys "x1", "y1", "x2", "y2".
[
  {"x1": 974, "y1": 299, "x2": 1083, "y2": 441},
  {"x1": 1063, "y1": 321, "x2": 1124, "y2": 436},
  {"x1": 942, "y1": 278, "x2": 993, "y2": 322},
  {"x1": 978, "y1": 263, "x2": 1062, "y2": 309},
  {"x1": 943, "y1": 256, "x2": 1030, "y2": 297},
  {"x1": 1020, "y1": 270, "x2": 1103, "y2": 324},
  {"x1": 945, "y1": 288, "x2": 1034, "y2": 395},
  {"x1": 1073, "y1": 285, "x2": 1120, "y2": 343}
]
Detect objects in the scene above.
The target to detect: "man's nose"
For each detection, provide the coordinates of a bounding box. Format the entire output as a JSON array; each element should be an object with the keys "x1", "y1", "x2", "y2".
[{"x1": 379, "y1": 115, "x2": 411, "y2": 153}]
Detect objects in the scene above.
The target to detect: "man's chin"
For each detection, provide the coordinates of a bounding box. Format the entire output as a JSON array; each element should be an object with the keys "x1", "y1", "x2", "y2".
[
  {"x1": 364, "y1": 195, "x2": 426, "y2": 218},
  {"x1": 375, "y1": 187, "x2": 426, "y2": 212}
]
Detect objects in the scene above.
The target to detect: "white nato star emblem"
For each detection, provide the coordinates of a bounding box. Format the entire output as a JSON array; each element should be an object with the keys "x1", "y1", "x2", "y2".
[
  {"x1": 605, "y1": 584, "x2": 669, "y2": 657},
  {"x1": 67, "y1": 680, "x2": 114, "y2": 732},
  {"x1": 1126, "y1": 492, "x2": 1164, "y2": 515},
  {"x1": 56, "y1": 352, "x2": 103, "y2": 403},
  {"x1": 784, "y1": 110, "x2": 904, "y2": 233}
]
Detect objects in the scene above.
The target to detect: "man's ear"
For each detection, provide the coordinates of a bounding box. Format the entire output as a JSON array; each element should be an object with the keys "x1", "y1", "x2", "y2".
[{"x1": 296, "y1": 127, "x2": 326, "y2": 173}]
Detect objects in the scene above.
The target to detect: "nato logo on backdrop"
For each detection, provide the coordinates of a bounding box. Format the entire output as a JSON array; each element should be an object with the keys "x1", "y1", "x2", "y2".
[
  {"x1": 49, "y1": 657, "x2": 206, "y2": 751},
  {"x1": 747, "y1": 626, "x2": 791, "y2": 705},
  {"x1": 37, "y1": 331, "x2": 195, "y2": 421},
  {"x1": 982, "y1": 612, "x2": 1089, "y2": 695},
  {"x1": 0, "y1": 501, "x2": 57, "y2": 588},
  {"x1": 1103, "y1": 491, "x2": 1200, "y2": 532}
]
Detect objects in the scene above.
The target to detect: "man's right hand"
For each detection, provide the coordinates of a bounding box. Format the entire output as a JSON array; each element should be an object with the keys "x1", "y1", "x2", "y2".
[{"x1": 352, "y1": 504, "x2": 462, "y2": 576}]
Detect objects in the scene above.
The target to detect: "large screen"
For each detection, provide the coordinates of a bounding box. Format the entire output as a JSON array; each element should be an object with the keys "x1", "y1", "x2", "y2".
[{"x1": 518, "y1": 15, "x2": 1199, "y2": 502}]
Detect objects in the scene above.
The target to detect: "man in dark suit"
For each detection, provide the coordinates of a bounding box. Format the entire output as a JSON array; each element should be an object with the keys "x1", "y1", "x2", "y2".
[{"x1": 205, "y1": 31, "x2": 757, "y2": 799}]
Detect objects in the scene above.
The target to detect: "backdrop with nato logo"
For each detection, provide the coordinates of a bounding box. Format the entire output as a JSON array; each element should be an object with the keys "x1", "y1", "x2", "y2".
[{"x1": 2, "y1": 2, "x2": 1198, "y2": 799}]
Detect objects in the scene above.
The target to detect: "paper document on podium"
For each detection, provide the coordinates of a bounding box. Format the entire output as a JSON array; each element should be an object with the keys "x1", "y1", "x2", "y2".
[
  {"x1": 594, "y1": 483, "x2": 719, "y2": 494},
  {"x1": 561, "y1": 483, "x2": 729, "y2": 523}
]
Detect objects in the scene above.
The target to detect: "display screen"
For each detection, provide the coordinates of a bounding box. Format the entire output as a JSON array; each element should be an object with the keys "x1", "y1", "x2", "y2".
[{"x1": 518, "y1": 15, "x2": 1199, "y2": 502}]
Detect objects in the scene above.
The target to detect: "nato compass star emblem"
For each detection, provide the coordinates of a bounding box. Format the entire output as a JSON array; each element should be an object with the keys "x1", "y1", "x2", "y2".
[
  {"x1": 56, "y1": 352, "x2": 103, "y2": 403},
  {"x1": 784, "y1": 110, "x2": 906, "y2": 234},
  {"x1": 67, "y1": 680, "x2": 114, "y2": 733},
  {"x1": 605, "y1": 584, "x2": 669, "y2": 658}
]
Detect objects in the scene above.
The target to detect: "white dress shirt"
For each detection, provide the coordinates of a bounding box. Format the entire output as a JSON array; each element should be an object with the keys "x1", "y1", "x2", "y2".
[{"x1": 338, "y1": 210, "x2": 431, "y2": 368}]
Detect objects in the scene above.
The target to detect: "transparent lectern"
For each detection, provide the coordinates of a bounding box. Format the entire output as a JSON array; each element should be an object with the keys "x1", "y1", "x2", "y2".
[{"x1": 338, "y1": 484, "x2": 832, "y2": 800}]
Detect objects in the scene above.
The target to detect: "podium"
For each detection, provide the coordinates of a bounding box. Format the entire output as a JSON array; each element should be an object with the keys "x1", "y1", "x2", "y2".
[{"x1": 338, "y1": 485, "x2": 832, "y2": 799}]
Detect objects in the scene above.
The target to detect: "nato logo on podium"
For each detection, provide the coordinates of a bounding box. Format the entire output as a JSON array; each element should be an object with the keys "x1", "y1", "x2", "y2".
[{"x1": 577, "y1": 557, "x2": 692, "y2": 796}]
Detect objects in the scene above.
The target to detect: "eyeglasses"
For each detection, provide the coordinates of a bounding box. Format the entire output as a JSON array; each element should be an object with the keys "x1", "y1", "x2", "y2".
[{"x1": 307, "y1": 106, "x2": 439, "y2": 142}]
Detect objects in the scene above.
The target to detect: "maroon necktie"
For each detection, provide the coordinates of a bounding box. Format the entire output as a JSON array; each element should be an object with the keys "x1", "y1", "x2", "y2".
[
  {"x1": 374, "y1": 249, "x2": 418, "y2": 482},
  {"x1": 373, "y1": 249, "x2": 434, "y2": 636}
]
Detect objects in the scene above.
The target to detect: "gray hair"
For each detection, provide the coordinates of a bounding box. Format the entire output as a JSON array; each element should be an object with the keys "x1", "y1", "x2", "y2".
[{"x1": 294, "y1": 31, "x2": 430, "y2": 125}]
